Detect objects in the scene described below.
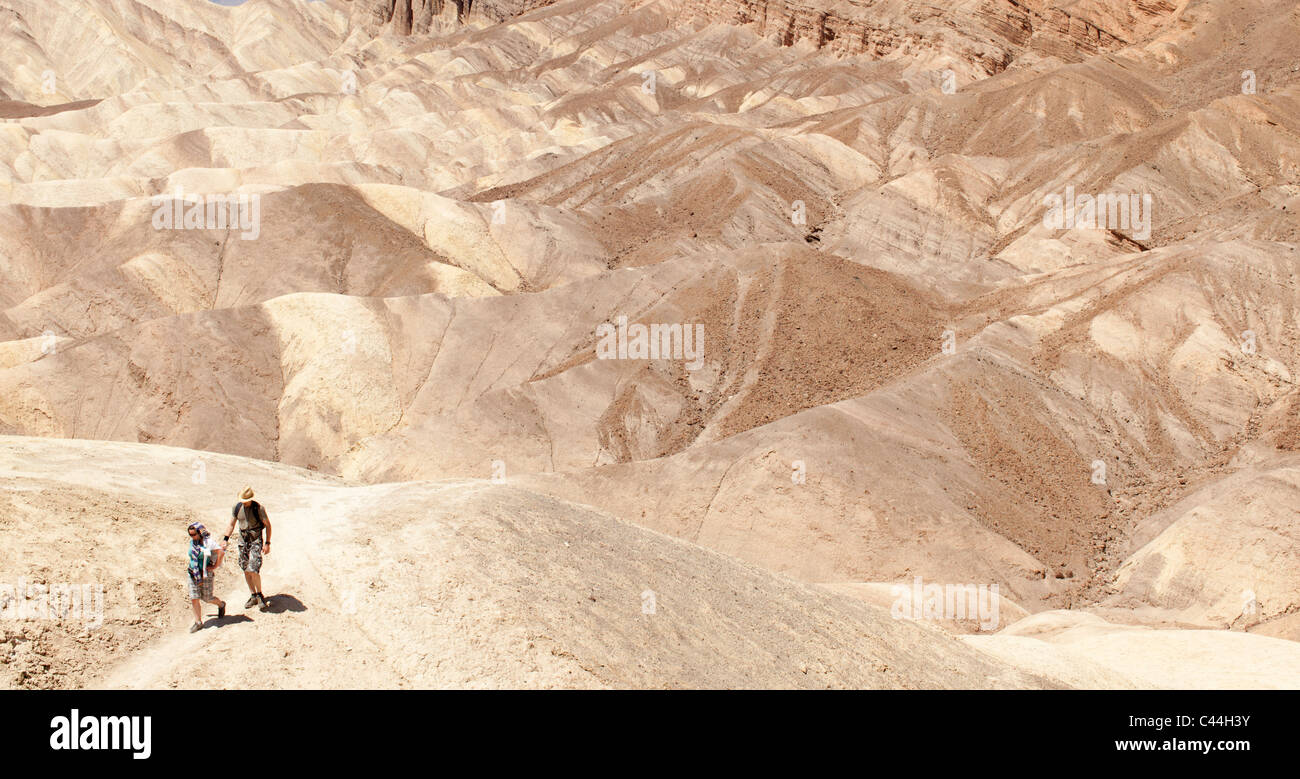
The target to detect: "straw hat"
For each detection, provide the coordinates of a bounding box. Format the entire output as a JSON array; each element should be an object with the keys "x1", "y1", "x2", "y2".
[{"x1": 239, "y1": 487, "x2": 255, "y2": 501}]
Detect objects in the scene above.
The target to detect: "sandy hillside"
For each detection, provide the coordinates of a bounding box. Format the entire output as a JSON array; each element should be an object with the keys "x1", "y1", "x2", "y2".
[
  {"x1": 0, "y1": 436, "x2": 1053, "y2": 689},
  {"x1": 1, "y1": 0, "x2": 1298, "y2": 688},
  {"x1": 6, "y1": 436, "x2": 1297, "y2": 689}
]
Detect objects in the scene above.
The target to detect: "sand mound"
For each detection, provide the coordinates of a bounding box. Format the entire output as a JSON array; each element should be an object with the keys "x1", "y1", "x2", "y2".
[
  {"x1": 2, "y1": 0, "x2": 1299, "y2": 687},
  {"x1": 0, "y1": 436, "x2": 1046, "y2": 689},
  {"x1": 969, "y1": 610, "x2": 1300, "y2": 689}
]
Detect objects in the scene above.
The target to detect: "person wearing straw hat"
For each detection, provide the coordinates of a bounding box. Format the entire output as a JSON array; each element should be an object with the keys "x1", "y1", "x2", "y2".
[
  {"x1": 223, "y1": 487, "x2": 272, "y2": 611},
  {"x1": 186, "y1": 521, "x2": 226, "y2": 633}
]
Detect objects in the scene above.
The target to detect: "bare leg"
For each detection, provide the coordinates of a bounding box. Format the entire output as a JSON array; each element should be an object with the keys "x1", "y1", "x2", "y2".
[{"x1": 190, "y1": 598, "x2": 202, "y2": 625}]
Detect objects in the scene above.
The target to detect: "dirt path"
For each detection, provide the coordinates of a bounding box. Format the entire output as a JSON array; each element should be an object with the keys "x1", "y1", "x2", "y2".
[{"x1": 91, "y1": 482, "x2": 405, "y2": 689}]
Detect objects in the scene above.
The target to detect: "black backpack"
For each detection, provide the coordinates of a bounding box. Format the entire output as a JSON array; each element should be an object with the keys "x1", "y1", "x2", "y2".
[{"x1": 232, "y1": 500, "x2": 264, "y2": 532}]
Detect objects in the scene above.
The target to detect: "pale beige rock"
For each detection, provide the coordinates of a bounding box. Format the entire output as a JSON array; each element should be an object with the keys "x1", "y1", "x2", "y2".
[
  {"x1": 1, "y1": 0, "x2": 1298, "y2": 688},
  {"x1": 0, "y1": 436, "x2": 1050, "y2": 689}
]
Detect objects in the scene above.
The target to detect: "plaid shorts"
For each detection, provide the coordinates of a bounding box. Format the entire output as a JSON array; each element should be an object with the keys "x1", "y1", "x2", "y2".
[
  {"x1": 187, "y1": 575, "x2": 214, "y2": 600},
  {"x1": 238, "y1": 531, "x2": 263, "y2": 573}
]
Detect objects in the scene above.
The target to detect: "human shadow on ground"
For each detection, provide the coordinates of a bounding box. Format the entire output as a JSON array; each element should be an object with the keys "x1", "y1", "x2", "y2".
[
  {"x1": 261, "y1": 594, "x2": 307, "y2": 614},
  {"x1": 204, "y1": 614, "x2": 253, "y2": 629}
]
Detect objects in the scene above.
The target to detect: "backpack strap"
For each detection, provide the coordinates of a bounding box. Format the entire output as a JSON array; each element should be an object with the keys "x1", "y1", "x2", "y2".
[{"x1": 234, "y1": 501, "x2": 264, "y2": 533}]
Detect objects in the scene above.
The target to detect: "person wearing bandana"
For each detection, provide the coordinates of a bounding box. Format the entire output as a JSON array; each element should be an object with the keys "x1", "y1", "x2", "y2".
[{"x1": 186, "y1": 521, "x2": 227, "y2": 633}]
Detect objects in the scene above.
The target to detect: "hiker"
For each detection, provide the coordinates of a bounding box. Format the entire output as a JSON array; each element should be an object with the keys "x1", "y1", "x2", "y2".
[
  {"x1": 223, "y1": 487, "x2": 272, "y2": 611},
  {"x1": 187, "y1": 521, "x2": 226, "y2": 633}
]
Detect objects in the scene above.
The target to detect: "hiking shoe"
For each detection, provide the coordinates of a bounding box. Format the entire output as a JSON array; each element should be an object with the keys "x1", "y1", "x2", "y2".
[
  {"x1": 244, "y1": 595, "x2": 258, "y2": 609},
  {"x1": 217, "y1": 601, "x2": 226, "y2": 619},
  {"x1": 189, "y1": 622, "x2": 202, "y2": 633},
  {"x1": 257, "y1": 594, "x2": 270, "y2": 612}
]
